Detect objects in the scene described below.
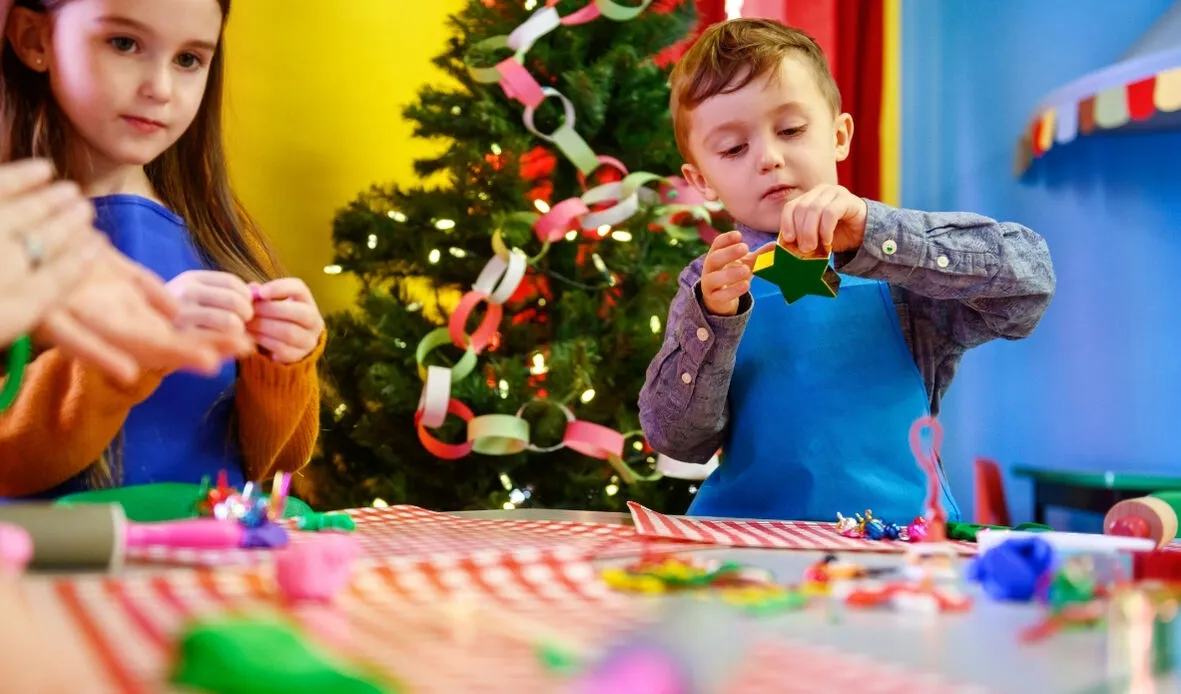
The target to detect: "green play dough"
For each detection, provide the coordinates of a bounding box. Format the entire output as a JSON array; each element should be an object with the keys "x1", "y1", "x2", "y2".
[
  {"x1": 54, "y1": 482, "x2": 313, "y2": 523},
  {"x1": 945, "y1": 521, "x2": 1052, "y2": 542},
  {"x1": 296, "y1": 512, "x2": 357, "y2": 532},
  {"x1": 170, "y1": 616, "x2": 395, "y2": 694}
]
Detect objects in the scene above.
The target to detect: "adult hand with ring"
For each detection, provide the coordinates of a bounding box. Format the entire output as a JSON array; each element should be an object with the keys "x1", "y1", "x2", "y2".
[{"x1": 0, "y1": 159, "x2": 105, "y2": 347}]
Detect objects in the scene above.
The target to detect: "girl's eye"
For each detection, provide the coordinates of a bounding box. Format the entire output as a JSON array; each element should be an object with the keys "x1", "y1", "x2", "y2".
[
  {"x1": 175, "y1": 53, "x2": 202, "y2": 69},
  {"x1": 109, "y1": 36, "x2": 137, "y2": 52}
]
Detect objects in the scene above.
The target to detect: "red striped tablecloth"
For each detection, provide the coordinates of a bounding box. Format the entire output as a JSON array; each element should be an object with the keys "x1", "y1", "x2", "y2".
[
  {"x1": 35, "y1": 548, "x2": 996, "y2": 694},
  {"x1": 627, "y1": 502, "x2": 980, "y2": 555},
  {"x1": 126, "y1": 505, "x2": 700, "y2": 568}
]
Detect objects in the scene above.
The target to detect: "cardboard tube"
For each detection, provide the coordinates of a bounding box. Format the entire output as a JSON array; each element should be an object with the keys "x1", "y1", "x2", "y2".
[{"x1": 0, "y1": 503, "x2": 124, "y2": 571}]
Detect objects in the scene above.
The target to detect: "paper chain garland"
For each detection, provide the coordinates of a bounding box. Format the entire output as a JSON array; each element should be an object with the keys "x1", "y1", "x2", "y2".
[{"x1": 413, "y1": 0, "x2": 721, "y2": 482}]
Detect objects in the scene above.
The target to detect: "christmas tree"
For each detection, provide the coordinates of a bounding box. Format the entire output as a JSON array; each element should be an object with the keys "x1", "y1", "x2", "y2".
[{"x1": 308, "y1": 0, "x2": 731, "y2": 512}]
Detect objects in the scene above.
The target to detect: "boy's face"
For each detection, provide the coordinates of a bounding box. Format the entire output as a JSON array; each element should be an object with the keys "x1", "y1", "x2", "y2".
[{"x1": 681, "y1": 55, "x2": 853, "y2": 233}]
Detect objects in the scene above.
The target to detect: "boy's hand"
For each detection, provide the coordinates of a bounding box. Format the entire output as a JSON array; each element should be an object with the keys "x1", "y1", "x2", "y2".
[
  {"x1": 779, "y1": 184, "x2": 868, "y2": 255},
  {"x1": 701, "y1": 231, "x2": 762, "y2": 317},
  {"x1": 247, "y1": 278, "x2": 324, "y2": 363}
]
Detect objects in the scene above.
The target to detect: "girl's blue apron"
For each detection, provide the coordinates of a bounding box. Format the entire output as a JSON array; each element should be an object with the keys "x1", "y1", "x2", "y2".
[{"x1": 687, "y1": 271, "x2": 961, "y2": 523}]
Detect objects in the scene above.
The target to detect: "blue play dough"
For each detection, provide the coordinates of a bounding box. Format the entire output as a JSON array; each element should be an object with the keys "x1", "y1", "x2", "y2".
[{"x1": 968, "y1": 537, "x2": 1056, "y2": 602}]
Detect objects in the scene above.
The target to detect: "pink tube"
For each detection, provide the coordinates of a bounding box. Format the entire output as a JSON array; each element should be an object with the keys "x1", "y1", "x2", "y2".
[{"x1": 124, "y1": 518, "x2": 243, "y2": 550}]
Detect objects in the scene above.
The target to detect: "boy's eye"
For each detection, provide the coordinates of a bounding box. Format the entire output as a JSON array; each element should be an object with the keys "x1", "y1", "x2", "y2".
[
  {"x1": 780, "y1": 126, "x2": 805, "y2": 137},
  {"x1": 720, "y1": 144, "x2": 747, "y2": 158},
  {"x1": 175, "y1": 53, "x2": 202, "y2": 69},
  {"x1": 108, "y1": 36, "x2": 137, "y2": 52}
]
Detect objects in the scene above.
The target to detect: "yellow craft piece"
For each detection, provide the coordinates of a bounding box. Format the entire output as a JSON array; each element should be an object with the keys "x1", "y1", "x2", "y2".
[
  {"x1": 753, "y1": 250, "x2": 776, "y2": 274},
  {"x1": 600, "y1": 568, "x2": 666, "y2": 594}
]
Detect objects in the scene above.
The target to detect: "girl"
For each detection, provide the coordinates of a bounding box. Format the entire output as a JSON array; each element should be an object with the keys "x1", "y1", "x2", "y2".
[{"x1": 0, "y1": 0, "x2": 325, "y2": 496}]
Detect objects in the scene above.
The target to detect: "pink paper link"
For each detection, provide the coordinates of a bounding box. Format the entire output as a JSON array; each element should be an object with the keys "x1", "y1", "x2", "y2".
[
  {"x1": 533, "y1": 197, "x2": 590, "y2": 243},
  {"x1": 496, "y1": 58, "x2": 546, "y2": 109},
  {"x1": 908, "y1": 415, "x2": 947, "y2": 540},
  {"x1": 448, "y1": 290, "x2": 504, "y2": 353},
  {"x1": 564, "y1": 419, "x2": 625, "y2": 459},
  {"x1": 560, "y1": 2, "x2": 601, "y2": 24}
]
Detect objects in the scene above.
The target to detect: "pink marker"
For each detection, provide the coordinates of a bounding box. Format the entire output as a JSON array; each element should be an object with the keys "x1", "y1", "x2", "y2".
[{"x1": 123, "y1": 518, "x2": 243, "y2": 550}]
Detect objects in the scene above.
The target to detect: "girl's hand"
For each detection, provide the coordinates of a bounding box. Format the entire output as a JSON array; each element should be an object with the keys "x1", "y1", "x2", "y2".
[
  {"x1": 38, "y1": 250, "x2": 248, "y2": 383},
  {"x1": 166, "y1": 270, "x2": 254, "y2": 351},
  {"x1": 247, "y1": 278, "x2": 325, "y2": 363}
]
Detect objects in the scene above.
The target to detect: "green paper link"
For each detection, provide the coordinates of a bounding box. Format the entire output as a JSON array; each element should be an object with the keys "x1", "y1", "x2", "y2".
[
  {"x1": 468, "y1": 414, "x2": 530, "y2": 455},
  {"x1": 415, "y1": 328, "x2": 477, "y2": 382},
  {"x1": 595, "y1": 0, "x2": 656, "y2": 21},
  {"x1": 550, "y1": 123, "x2": 601, "y2": 175},
  {"x1": 466, "y1": 35, "x2": 517, "y2": 84}
]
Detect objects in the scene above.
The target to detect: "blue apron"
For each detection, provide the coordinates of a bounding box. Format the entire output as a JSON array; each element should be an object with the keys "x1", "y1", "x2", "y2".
[{"x1": 687, "y1": 271, "x2": 961, "y2": 523}]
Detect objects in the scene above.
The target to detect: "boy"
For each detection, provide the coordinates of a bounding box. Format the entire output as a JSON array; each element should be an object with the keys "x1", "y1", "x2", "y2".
[{"x1": 638, "y1": 19, "x2": 1055, "y2": 522}]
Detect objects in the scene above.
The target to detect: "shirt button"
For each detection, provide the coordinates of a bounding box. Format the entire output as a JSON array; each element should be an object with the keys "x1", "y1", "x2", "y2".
[
  {"x1": 696, "y1": 327, "x2": 710, "y2": 342},
  {"x1": 681, "y1": 372, "x2": 693, "y2": 385},
  {"x1": 882, "y1": 239, "x2": 897, "y2": 255},
  {"x1": 936, "y1": 255, "x2": 950, "y2": 268}
]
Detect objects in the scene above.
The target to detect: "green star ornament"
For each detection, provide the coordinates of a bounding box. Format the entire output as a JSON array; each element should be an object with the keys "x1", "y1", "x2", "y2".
[{"x1": 753, "y1": 243, "x2": 841, "y2": 304}]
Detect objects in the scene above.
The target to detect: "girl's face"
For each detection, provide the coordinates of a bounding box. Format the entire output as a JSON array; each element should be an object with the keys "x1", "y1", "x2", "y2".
[{"x1": 29, "y1": 0, "x2": 222, "y2": 169}]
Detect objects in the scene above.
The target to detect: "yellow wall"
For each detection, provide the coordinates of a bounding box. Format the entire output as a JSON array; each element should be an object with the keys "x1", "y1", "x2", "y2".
[{"x1": 222, "y1": 1, "x2": 465, "y2": 314}]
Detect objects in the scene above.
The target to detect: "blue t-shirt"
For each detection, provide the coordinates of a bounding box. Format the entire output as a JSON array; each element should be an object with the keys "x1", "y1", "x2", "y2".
[{"x1": 32, "y1": 195, "x2": 246, "y2": 497}]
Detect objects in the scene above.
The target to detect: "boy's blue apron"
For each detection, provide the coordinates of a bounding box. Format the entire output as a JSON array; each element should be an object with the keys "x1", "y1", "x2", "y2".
[{"x1": 687, "y1": 271, "x2": 961, "y2": 523}]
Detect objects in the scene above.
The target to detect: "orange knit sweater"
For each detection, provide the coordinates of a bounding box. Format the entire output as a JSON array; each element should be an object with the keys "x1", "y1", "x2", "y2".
[{"x1": 0, "y1": 332, "x2": 324, "y2": 496}]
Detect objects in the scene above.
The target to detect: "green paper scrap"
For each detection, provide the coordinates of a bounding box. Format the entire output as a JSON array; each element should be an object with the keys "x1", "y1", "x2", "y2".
[
  {"x1": 945, "y1": 521, "x2": 1052, "y2": 542},
  {"x1": 55, "y1": 482, "x2": 314, "y2": 523},
  {"x1": 170, "y1": 616, "x2": 396, "y2": 694},
  {"x1": 296, "y1": 512, "x2": 357, "y2": 532},
  {"x1": 753, "y1": 244, "x2": 840, "y2": 304}
]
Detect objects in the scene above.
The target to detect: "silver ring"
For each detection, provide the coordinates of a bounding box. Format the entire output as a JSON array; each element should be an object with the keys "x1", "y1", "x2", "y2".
[{"x1": 20, "y1": 235, "x2": 44, "y2": 270}]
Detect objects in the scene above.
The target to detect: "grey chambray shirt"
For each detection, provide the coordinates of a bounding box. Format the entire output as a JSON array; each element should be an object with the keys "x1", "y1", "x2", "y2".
[{"x1": 638, "y1": 199, "x2": 1056, "y2": 465}]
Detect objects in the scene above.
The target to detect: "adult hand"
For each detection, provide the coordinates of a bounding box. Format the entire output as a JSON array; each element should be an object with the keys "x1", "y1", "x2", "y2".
[{"x1": 0, "y1": 159, "x2": 105, "y2": 347}]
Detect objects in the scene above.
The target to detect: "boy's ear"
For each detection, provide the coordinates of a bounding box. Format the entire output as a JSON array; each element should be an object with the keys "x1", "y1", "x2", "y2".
[
  {"x1": 6, "y1": 7, "x2": 52, "y2": 73},
  {"x1": 834, "y1": 112, "x2": 854, "y2": 163},
  {"x1": 681, "y1": 161, "x2": 719, "y2": 202}
]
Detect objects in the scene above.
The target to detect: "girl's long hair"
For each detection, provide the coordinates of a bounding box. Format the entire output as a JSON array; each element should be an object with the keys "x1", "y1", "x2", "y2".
[{"x1": 1, "y1": 0, "x2": 286, "y2": 487}]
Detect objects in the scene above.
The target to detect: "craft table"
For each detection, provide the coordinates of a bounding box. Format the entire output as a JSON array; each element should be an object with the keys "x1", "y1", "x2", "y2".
[
  {"x1": 21, "y1": 505, "x2": 1180, "y2": 694},
  {"x1": 1013, "y1": 466, "x2": 1181, "y2": 524}
]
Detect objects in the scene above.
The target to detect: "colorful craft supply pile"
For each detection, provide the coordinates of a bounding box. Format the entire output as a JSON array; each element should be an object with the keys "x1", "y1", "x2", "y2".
[
  {"x1": 601, "y1": 554, "x2": 807, "y2": 615},
  {"x1": 836, "y1": 510, "x2": 920, "y2": 541}
]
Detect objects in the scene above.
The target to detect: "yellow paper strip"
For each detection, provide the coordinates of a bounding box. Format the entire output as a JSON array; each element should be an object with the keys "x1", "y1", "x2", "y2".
[
  {"x1": 1094, "y1": 86, "x2": 1130, "y2": 129},
  {"x1": 1037, "y1": 109, "x2": 1056, "y2": 153},
  {"x1": 1155, "y1": 67, "x2": 1181, "y2": 112}
]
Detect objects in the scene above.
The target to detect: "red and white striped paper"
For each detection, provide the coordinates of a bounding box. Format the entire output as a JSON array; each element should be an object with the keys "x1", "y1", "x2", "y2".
[
  {"x1": 627, "y1": 502, "x2": 979, "y2": 555},
  {"x1": 126, "y1": 505, "x2": 699, "y2": 568},
  {"x1": 36, "y1": 549, "x2": 995, "y2": 694}
]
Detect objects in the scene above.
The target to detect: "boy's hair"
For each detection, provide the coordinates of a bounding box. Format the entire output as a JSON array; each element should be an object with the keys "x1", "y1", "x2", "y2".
[{"x1": 668, "y1": 18, "x2": 841, "y2": 161}]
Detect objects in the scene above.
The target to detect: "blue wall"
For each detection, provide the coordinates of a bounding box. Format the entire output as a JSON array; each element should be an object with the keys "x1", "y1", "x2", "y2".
[{"x1": 901, "y1": 0, "x2": 1181, "y2": 529}]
